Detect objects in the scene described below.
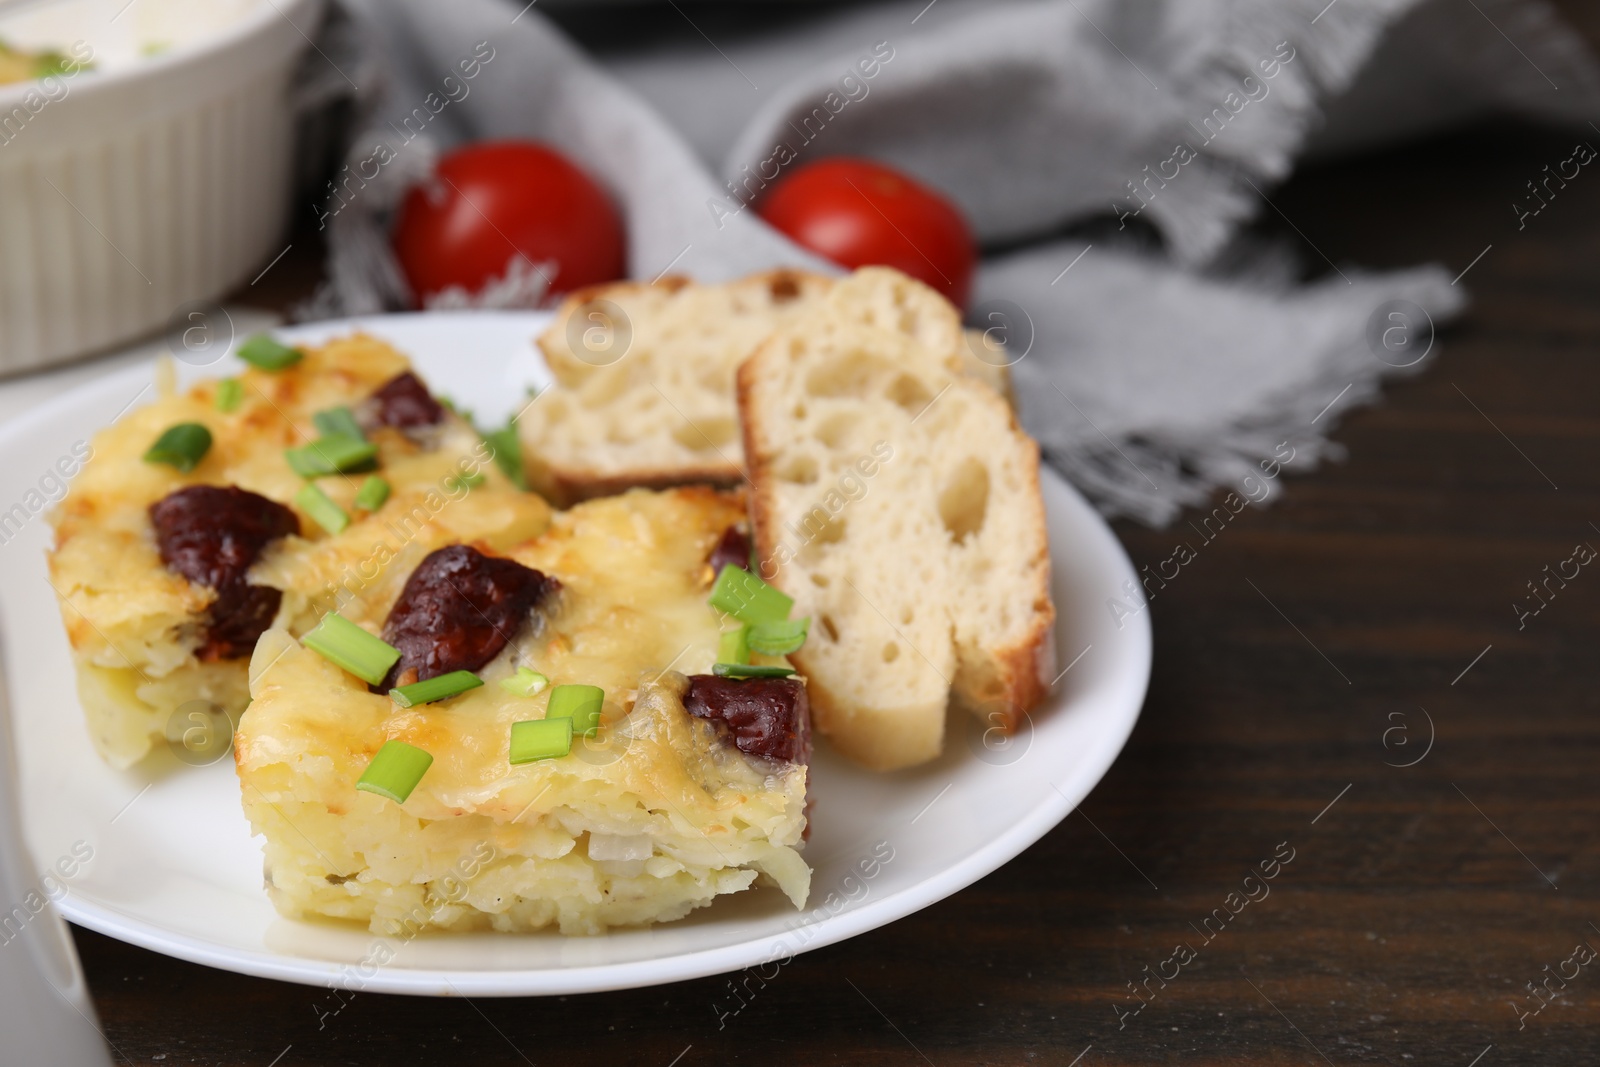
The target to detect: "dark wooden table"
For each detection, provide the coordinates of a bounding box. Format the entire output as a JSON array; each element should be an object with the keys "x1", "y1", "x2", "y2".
[{"x1": 70, "y1": 55, "x2": 1600, "y2": 1067}]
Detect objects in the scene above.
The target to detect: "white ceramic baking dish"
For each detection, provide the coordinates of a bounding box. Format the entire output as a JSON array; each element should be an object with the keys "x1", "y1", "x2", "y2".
[{"x1": 0, "y1": 0, "x2": 323, "y2": 374}]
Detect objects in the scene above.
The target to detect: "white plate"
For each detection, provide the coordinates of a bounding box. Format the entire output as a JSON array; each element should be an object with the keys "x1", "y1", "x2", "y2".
[{"x1": 0, "y1": 311, "x2": 1151, "y2": 996}]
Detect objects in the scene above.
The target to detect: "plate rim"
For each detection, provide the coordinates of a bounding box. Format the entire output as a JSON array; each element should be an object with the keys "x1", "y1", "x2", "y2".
[{"x1": 10, "y1": 310, "x2": 1152, "y2": 996}]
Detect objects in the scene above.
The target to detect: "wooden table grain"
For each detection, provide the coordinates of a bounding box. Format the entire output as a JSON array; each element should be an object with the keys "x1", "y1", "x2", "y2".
[{"x1": 67, "y1": 81, "x2": 1600, "y2": 1067}]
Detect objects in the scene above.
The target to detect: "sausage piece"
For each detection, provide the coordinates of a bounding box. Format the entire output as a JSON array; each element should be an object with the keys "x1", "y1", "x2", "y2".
[
  {"x1": 707, "y1": 524, "x2": 752, "y2": 576},
  {"x1": 683, "y1": 675, "x2": 810, "y2": 764},
  {"x1": 380, "y1": 545, "x2": 557, "y2": 687},
  {"x1": 148, "y1": 485, "x2": 299, "y2": 661},
  {"x1": 369, "y1": 371, "x2": 445, "y2": 429},
  {"x1": 203, "y1": 585, "x2": 288, "y2": 662}
]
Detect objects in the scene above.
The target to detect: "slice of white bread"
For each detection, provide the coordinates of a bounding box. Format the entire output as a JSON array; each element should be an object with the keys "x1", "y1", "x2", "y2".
[
  {"x1": 738, "y1": 274, "x2": 1055, "y2": 772},
  {"x1": 522, "y1": 268, "x2": 1011, "y2": 505},
  {"x1": 523, "y1": 270, "x2": 832, "y2": 504}
]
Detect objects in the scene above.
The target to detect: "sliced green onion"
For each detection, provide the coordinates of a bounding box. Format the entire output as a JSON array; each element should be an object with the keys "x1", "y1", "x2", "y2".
[
  {"x1": 509, "y1": 718, "x2": 572, "y2": 764},
  {"x1": 356, "y1": 740, "x2": 433, "y2": 804},
  {"x1": 748, "y1": 617, "x2": 810, "y2": 656},
  {"x1": 547, "y1": 684, "x2": 604, "y2": 737},
  {"x1": 214, "y1": 378, "x2": 243, "y2": 413},
  {"x1": 708, "y1": 565, "x2": 794, "y2": 626},
  {"x1": 313, "y1": 405, "x2": 366, "y2": 441},
  {"x1": 500, "y1": 667, "x2": 550, "y2": 697},
  {"x1": 712, "y1": 663, "x2": 798, "y2": 679},
  {"x1": 302, "y1": 612, "x2": 399, "y2": 684},
  {"x1": 285, "y1": 434, "x2": 378, "y2": 478},
  {"x1": 142, "y1": 422, "x2": 212, "y2": 472},
  {"x1": 354, "y1": 475, "x2": 390, "y2": 512},
  {"x1": 237, "y1": 333, "x2": 302, "y2": 371},
  {"x1": 483, "y1": 423, "x2": 527, "y2": 490},
  {"x1": 718, "y1": 625, "x2": 750, "y2": 666},
  {"x1": 295, "y1": 482, "x2": 349, "y2": 534},
  {"x1": 390, "y1": 670, "x2": 483, "y2": 708}
]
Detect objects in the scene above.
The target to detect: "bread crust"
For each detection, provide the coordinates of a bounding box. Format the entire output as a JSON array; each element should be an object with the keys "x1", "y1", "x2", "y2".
[
  {"x1": 538, "y1": 461, "x2": 744, "y2": 508},
  {"x1": 962, "y1": 426, "x2": 1054, "y2": 734}
]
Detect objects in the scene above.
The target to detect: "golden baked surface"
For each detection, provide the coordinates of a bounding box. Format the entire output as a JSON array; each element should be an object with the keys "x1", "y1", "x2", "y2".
[
  {"x1": 47, "y1": 334, "x2": 551, "y2": 767},
  {"x1": 238, "y1": 488, "x2": 810, "y2": 935}
]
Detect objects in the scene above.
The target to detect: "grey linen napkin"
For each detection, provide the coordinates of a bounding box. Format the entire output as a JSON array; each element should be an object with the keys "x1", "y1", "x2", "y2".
[{"x1": 314, "y1": 0, "x2": 1600, "y2": 524}]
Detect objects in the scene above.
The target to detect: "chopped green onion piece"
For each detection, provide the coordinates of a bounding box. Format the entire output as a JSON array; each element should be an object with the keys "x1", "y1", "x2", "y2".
[
  {"x1": 748, "y1": 617, "x2": 810, "y2": 656},
  {"x1": 285, "y1": 434, "x2": 378, "y2": 478},
  {"x1": 509, "y1": 718, "x2": 572, "y2": 764},
  {"x1": 708, "y1": 565, "x2": 794, "y2": 626},
  {"x1": 34, "y1": 49, "x2": 90, "y2": 78},
  {"x1": 302, "y1": 613, "x2": 400, "y2": 685},
  {"x1": 483, "y1": 423, "x2": 527, "y2": 490},
  {"x1": 313, "y1": 405, "x2": 366, "y2": 441},
  {"x1": 237, "y1": 333, "x2": 302, "y2": 371},
  {"x1": 295, "y1": 482, "x2": 349, "y2": 534},
  {"x1": 30, "y1": 51, "x2": 64, "y2": 77},
  {"x1": 500, "y1": 667, "x2": 550, "y2": 697},
  {"x1": 354, "y1": 475, "x2": 390, "y2": 512},
  {"x1": 718, "y1": 625, "x2": 750, "y2": 666},
  {"x1": 712, "y1": 663, "x2": 798, "y2": 679},
  {"x1": 390, "y1": 670, "x2": 483, "y2": 708},
  {"x1": 143, "y1": 422, "x2": 212, "y2": 472},
  {"x1": 214, "y1": 378, "x2": 243, "y2": 413},
  {"x1": 547, "y1": 684, "x2": 604, "y2": 737},
  {"x1": 356, "y1": 740, "x2": 433, "y2": 804}
]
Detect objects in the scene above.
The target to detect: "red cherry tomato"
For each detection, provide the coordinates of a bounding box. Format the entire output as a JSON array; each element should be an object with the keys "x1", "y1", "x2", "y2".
[
  {"x1": 758, "y1": 157, "x2": 976, "y2": 308},
  {"x1": 393, "y1": 140, "x2": 625, "y2": 305}
]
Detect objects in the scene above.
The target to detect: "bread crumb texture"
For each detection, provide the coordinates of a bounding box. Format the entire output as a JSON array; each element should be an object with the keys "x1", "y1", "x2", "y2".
[{"x1": 740, "y1": 269, "x2": 1055, "y2": 771}]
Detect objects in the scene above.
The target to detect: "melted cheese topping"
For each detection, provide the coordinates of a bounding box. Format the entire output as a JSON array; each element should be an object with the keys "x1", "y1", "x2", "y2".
[
  {"x1": 238, "y1": 489, "x2": 809, "y2": 934},
  {"x1": 240, "y1": 489, "x2": 749, "y2": 806},
  {"x1": 47, "y1": 334, "x2": 551, "y2": 766}
]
